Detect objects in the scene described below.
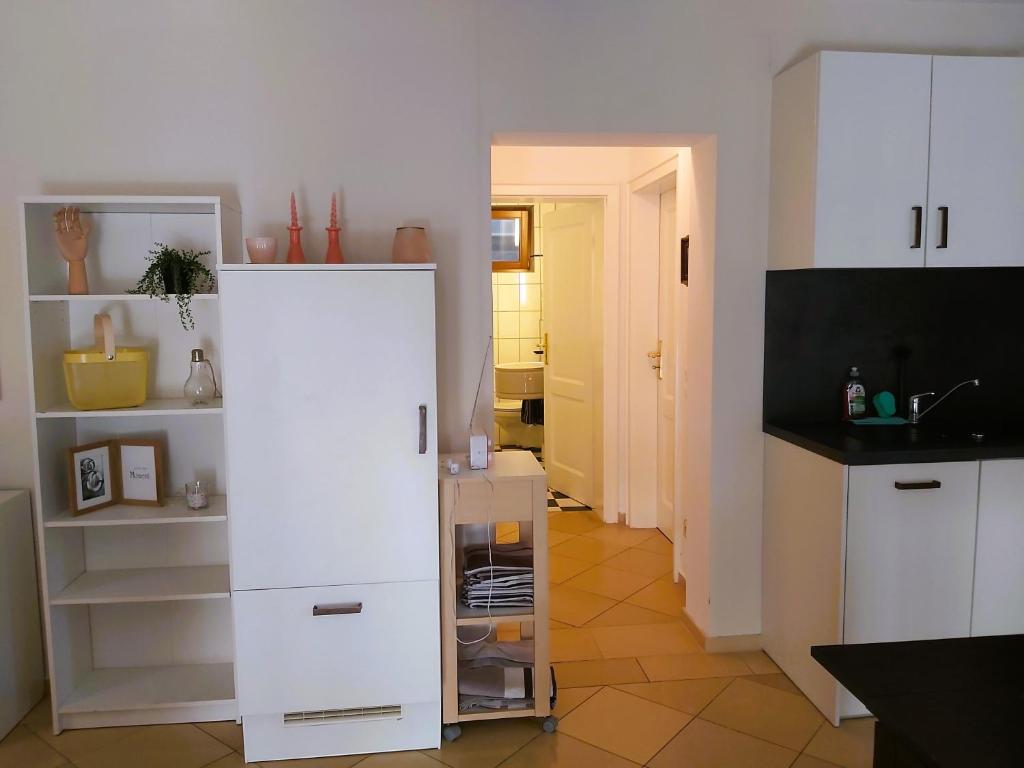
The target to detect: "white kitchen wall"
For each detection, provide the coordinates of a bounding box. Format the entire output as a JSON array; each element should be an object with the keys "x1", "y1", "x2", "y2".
[{"x1": 2, "y1": 0, "x2": 1021, "y2": 640}]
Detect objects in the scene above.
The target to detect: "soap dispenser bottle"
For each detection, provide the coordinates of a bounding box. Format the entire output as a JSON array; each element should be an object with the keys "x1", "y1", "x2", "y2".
[{"x1": 842, "y1": 366, "x2": 867, "y2": 421}]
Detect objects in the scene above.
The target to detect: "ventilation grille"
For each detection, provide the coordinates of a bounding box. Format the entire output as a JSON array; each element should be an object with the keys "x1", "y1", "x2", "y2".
[{"x1": 283, "y1": 705, "x2": 403, "y2": 726}]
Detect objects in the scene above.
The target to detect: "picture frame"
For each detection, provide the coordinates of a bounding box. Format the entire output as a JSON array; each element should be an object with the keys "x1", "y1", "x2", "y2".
[
  {"x1": 66, "y1": 438, "x2": 165, "y2": 515},
  {"x1": 67, "y1": 440, "x2": 118, "y2": 515},
  {"x1": 491, "y1": 206, "x2": 533, "y2": 272},
  {"x1": 117, "y1": 439, "x2": 164, "y2": 506}
]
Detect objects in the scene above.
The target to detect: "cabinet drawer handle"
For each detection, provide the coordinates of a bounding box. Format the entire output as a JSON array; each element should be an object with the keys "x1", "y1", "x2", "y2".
[
  {"x1": 911, "y1": 206, "x2": 922, "y2": 249},
  {"x1": 937, "y1": 206, "x2": 949, "y2": 249},
  {"x1": 894, "y1": 480, "x2": 941, "y2": 491},
  {"x1": 312, "y1": 602, "x2": 363, "y2": 616},
  {"x1": 418, "y1": 404, "x2": 427, "y2": 455}
]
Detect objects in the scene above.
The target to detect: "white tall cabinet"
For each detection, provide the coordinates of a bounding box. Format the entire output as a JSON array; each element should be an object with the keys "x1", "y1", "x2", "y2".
[
  {"x1": 220, "y1": 265, "x2": 441, "y2": 762},
  {"x1": 769, "y1": 51, "x2": 1024, "y2": 269}
]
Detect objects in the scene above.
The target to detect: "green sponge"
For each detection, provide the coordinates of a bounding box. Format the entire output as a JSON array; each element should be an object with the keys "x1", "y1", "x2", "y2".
[{"x1": 873, "y1": 391, "x2": 897, "y2": 418}]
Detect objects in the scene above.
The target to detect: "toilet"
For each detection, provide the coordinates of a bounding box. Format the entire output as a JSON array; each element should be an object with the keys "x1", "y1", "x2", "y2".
[
  {"x1": 493, "y1": 362, "x2": 544, "y2": 451},
  {"x1": 495, "y1": 397, "x2": 543, "y2": 450}
]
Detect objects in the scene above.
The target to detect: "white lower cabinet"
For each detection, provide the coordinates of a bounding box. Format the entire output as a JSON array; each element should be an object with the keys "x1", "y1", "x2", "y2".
[
  {"x1": 972, "y1": 460, "x2": 1024, "y2": 636},
  {"x1": 844, "y1": 462, "x2": 978, "y2": 645}
]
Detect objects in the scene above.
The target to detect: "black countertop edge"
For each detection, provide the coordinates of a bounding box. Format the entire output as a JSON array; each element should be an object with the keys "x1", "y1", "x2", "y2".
[{"x1": 763, "y1": 423, "x2": 1024, "y2": 466}]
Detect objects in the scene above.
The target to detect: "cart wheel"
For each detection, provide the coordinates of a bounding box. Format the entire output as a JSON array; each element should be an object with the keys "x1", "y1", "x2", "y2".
[
  {"x1": 442, "y1": 724, "x2": 462, "y2": 742},
  {"x1": 542, "y1": 716, "x2": 558, "y2": 733}
]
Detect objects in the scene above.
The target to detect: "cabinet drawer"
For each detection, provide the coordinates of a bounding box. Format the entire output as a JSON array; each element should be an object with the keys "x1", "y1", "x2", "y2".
[
  {"x1": 234, "y1": 581, "x2": 439, "y2": 716},
  {"x1": 452, "y1": 479, "x2": 535, "y2": 523},
  {"x1": 845, "y1": 461, "x2": 978, "y2": 645}
]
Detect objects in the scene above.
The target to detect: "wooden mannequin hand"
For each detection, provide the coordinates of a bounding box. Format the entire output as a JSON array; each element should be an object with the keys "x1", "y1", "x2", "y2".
[{"x1": 53, "y1": 206, "x2": 91, "y2": 263}]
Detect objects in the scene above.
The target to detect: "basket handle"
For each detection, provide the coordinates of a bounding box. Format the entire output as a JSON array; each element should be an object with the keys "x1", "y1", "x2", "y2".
[{"x1": 93, "y1": 314, "x2": 115, "y2": 360}]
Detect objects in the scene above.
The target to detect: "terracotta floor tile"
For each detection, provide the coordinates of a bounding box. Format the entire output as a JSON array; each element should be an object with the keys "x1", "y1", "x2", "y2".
[
  {"x1": 700, "y1": 677, "x2": 824, "y2": 751},
  {"x1": 261, "y1": 755, "x2": 364, "y2": 766},
  {"x1": 551, "y1": 686, "x2": 602, "y2": 719},
  {"x1": 549, "y1": 585, "x2": 617, "y2": 626},
  {"x1": 498, "y1": 732, "x2": 640, "y2": 767},
  {"x1": 583, "y1": 602, "x2": 681, "y2": 627},
  {"x1": 196, "y1": 720, "x2": 244, "y2": 753},
  {"x1": 613, "y1": 678, "x2": 733, "y2": 715},
  {"x1": 0, "y1": 726, "x2": 67, "y2": 768},
  {"x1": 590, "y1": 622, "x2": 701, "y2": 658},
  {"x1": 647, "y1": 718, "x2": 797, "y2": 768},
  {"x1": 203, "y1": 754, "x2": 260, "y2": 768},
  {"x1": 32, "y1": 723, "x2": 142, "y2": 764},
  {"x1": 745, "y1": 672, "x2": 802, "y2": 696},
  {"x1": 19, "y1": 697, "x2": 53, "y2": 732},
  {"x1": 358, "y1": 752, "x2": 444, "y2": 767},
  {"x1": 547, "y1": 530, "x2": 577, "y2": 548},
  {"x1": 624, "y1": 580, "x2": 685, "y2": 616},
  {"x1": 495, "y1": 522, "x2": 520, "y2": 542},
  {"x1": 548, "y1": 512, "x2": 605, "y2": 535},
  {"x1": 558, "y1": 687, "x2": 690, "y2": 764},
  {"x1": 634, "y1": 533, "x2": 673, "y2": 555},
  {"x1": 639, "y1": 652, "x2": 753, "y2": 681},
  {"x1": 548, "y1": 555, "x2": 593, "y2": 584},
  {"x1": 563, "y1": 565, "x2": 657, "y2": 601},
  {"x1": 74, "y1": 724, "x2": 232, "y2": 768},
  {"x1": 735, "y1": 650, "x2": 781, "y2": 674},
  {"x1": 553, "y1": 658, "x2": 648, "y2": 688},
  {"x1": 582, "y1": 524, "x2": 657, "y2": 548},
  {"x1": 803, "y1": 717, "x2": 876, "y2": 768},
  {"x1": 550, "y1": 627, "x2": 604, "y2": 662},
  {"x1": 601, "y1": 548, "x2": 673, "y2": 578},
  {"x1": 549, "y1": 537, "x2": 628, "y2": 564},
  {"x1": 549, "y1": 619, "x2": 573, "y2": 630},
  {"x1": 792, "y1": 755, "x2": 845, "y2": 768},
  {"x1": 426, "y1": 719, "x2": 539, "y2": 768}
]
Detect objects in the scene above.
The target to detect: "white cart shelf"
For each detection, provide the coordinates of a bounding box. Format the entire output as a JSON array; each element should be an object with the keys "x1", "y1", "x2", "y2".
[
  {"x1": 439, "y1": 450, "x2": 554, "y2": 740},
  {"x1": 19, "y1": 195, "x2": 239, "y2": 733}
]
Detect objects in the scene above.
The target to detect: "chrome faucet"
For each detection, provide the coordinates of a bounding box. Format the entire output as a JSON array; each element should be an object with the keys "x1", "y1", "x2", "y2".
[{"x1": 908, "y1": 379, "x2": 980, "y2": 424}]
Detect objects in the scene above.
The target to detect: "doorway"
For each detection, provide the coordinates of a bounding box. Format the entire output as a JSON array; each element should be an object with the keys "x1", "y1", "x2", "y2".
[{"x1": 490, "y1": 196, "x2": 605, "y2": 512}]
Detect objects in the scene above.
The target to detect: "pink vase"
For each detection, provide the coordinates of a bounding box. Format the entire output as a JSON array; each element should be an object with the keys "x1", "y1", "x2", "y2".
[
  {"x1": 392, "y1": 226, "x2": 431, "y2": 263},
  {"x1": 325, "y1": 227, "x2": 344, "y2": 263},
  {"x1": 286, "y1": 226, "x2": 305, "y2": 264}
]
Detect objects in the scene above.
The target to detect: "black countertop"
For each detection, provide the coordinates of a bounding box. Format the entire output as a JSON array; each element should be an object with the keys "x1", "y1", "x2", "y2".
[
  {"x1": 812, "y1": 635, "x2": 1024, "y2": 768},
  {"x1": 764, "y1": 421, "x2": 1024, "y2": 465}
]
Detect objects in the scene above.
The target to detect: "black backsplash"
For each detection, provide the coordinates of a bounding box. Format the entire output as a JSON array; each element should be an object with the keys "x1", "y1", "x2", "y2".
[{"x1": 763, "y1": 268, "x2": 1024, "y2": 428}]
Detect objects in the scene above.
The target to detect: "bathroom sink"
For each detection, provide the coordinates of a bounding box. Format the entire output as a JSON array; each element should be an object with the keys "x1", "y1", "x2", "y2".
[{"x1": 495, "y1": 362, "x2": 543, "y2": 400}]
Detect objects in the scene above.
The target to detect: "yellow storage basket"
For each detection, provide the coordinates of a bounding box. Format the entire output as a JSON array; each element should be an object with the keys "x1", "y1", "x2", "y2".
[{"x1": 62, "y1": 314, "x2": 149, "y2": 411}]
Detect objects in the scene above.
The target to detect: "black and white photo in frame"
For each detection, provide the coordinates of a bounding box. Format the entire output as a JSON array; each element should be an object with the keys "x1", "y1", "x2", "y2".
[{"x1": 67, "y1": 440, "x2": 116, "y2": 515}]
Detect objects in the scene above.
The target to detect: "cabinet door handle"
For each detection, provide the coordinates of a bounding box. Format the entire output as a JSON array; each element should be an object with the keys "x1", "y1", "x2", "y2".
[
  {"x1": 313, "y1": 602, "x2": 363, "y2": 616},
  {"x1": 418, "y1": 404, "x2": 427, "y2": 454},
  {"x1": 911, "y1": 206, "x2": 923, "y2": 249},
  {"x1": 894, "y1": 480, "x2": 942, "y2": 490},
  {"x1": 937, "y1": 206, "x2": 949, "y2": 249}
]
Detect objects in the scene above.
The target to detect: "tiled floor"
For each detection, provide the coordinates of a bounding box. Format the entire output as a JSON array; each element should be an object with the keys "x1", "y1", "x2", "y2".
[{"x1": 1, "y1": 511, "x2": 875, "y2": 768}]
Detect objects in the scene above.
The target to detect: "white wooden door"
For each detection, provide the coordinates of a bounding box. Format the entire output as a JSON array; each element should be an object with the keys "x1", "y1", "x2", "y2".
[
  {"x1": 926, "y1": 57, "x2": 1024, "y2": 267},
  {"x1": 220, "y1": 268, "x2": 438, "y2": 591},
  {"x1": 542, "y1": 205, "x2": 599, "y2": 506},
  {"x1": 656, "y1": 191, "x2": 676, "y2": 540},
  {"x1": 844, "y1": 462, "x2": 979, "y2": 645},
  {"x1": 814, "y1": 52, "x2": 932, "y2": 267},
  {"x1": 972, "y1": 460, "x2": 1024, "y2": 636}
]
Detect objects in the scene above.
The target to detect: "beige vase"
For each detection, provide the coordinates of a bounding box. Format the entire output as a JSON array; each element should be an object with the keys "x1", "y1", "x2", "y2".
[{"x1": 392, "y1": 226, "x2": 431, "y2": 263}]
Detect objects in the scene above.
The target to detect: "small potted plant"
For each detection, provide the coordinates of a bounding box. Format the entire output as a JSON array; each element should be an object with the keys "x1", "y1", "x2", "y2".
[{"x1": 130, "y1": 243, "x2": 215, "y2": 330}]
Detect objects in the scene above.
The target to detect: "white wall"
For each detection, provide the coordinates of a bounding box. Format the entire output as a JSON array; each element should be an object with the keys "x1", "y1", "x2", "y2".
[{"x1": 2, "y1": 0, "x2": 1022, "y2": 639}]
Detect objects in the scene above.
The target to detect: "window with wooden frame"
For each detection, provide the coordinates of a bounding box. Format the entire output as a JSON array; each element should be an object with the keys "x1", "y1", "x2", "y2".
[{"x1": 491, "y1": 206, "x2": 533, "y2": 272}]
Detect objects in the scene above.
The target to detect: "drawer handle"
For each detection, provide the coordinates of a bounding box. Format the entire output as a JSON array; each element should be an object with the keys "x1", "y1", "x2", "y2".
[
  {"x1": 419, "y1": 404, "x2": 427, "y2": 455},
  {"x1": 894, "y1": 480, "x2": 941, "y2": 491},
  {"x1": 312, "y1": 602, "x2": 363, "y2": 616}
]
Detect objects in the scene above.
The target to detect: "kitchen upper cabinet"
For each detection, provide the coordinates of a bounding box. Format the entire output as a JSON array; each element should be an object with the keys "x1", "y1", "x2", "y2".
[
  {"x1": 769, "y1": 51, "x2": 1024, "y2": 269},
  {"x1": 927, "y1": 57, "x2": 1024, "y2": 267},
  {"x1": 844, "y1": 462, "x2": 979, "y2": 645},
  {"x1": 972, "y1": 460, "x2": 1024, "y2": 636}
]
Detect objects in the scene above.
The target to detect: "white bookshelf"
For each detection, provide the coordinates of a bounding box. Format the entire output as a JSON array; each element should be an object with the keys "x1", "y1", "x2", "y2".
[{"x1": 19, "y1": 195, "x2": 239, "y2": 733}]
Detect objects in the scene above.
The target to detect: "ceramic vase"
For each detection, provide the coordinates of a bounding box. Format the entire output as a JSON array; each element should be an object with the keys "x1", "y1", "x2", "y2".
[{"x1": 392, "y1": 226, "x2": 431, "y2": 263}]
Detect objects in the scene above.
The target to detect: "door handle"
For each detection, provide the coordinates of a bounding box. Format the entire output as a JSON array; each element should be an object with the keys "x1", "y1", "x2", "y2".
[
  {"x1": 911, "y1": 206, "x2": 922, "y2": 249},
  {"x1": 937, "y1": 206, "x2": 949, "y2": 249},
  {"x1": 894, "y1": 480, "x2": 942, "y2": 491},
  {"x1": 313, "y1": 602, "x2": 363, "y2": 616},
  {"x1": 418, "y1": 404, "x2": 427, "y2": 455},
  {"x1": 647, "y1": 340, "x2": 663, "y2": 380},
  {"x1": 543, "y1": 332, "x2": 550, "y2": 366}
]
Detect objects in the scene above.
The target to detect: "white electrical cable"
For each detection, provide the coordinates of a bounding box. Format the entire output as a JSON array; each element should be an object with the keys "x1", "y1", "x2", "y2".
[{"x1": 454, "y1": 474, "x2": 498, "y2": 646}]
